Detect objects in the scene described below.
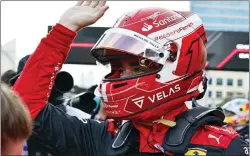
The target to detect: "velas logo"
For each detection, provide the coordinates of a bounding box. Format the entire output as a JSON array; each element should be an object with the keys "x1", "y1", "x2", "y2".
[
  {"x1": 147, "y1": 84, "x2": 180, "y2": 103},
  {"x1": 131, "y1": 84, "x2": 181, "y2": 109},
  {"x1": 142, "y1": 23, "x2": 153, "y2": 32},
  {"x1": 153, "y1": 14, "x2": 182, "y2": 28},
  {"x1": 131, "y1": 96, "x2": 144, "y2": 108}
]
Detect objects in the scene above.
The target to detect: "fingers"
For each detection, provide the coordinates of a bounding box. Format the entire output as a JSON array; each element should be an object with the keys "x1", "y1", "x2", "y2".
[
  {"x1": 75, "y1": 1, "x2": 84, "y2": 6},
  {"x1": 82, "y1": 1, "x2": 91, "y2": 6},
  {"x1": 95, "y1": 1, "x2": 106, "y2": 9},
  {"x1": 89, "y1": 1, "x2": 99, "y2": 8},
  {"x1": 82, "y1": 1, "x2": 105, "y2": 8},
  {"x1": 94, "y1": 5, "x2": 109, "y2": 19},
  {"x1": 77, "y1": 0, "x2": 109, "y2": 17}
]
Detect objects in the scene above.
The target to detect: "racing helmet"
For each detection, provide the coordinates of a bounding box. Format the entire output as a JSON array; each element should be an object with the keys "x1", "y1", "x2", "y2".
[
  {"x1": 91, "y1": 8, "x2": 208, "y2": 121},
  {"x1": 222, "y1": 98, "x2": 249, "y2": 130}
]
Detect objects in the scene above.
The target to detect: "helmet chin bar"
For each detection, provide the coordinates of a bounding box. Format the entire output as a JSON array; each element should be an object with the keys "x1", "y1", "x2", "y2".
[
  {"x1": 101, "y1": 70, "x2": 204, "y2": 121},
  {"x1": 106, "y1": 89, "x2": 200, "y2": 121}
]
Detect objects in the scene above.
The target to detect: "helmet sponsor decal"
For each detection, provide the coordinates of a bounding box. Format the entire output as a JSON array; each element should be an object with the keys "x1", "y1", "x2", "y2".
[
  {"x1": 142, "y1": 23, "x2": 153, "y2": 32},
  {"x1": 153, "y1": 14, "x2": 183, "y2": 28}
]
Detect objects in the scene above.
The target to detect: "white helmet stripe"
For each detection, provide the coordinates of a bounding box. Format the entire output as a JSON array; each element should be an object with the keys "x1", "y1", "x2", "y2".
[{"x1": 102, "y1": 82, "x2": 108, "y2": 102}]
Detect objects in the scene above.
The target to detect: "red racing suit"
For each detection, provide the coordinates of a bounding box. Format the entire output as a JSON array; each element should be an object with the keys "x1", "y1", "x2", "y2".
[{"x1": 13, "y1": 24, "x2": 249, "y2": 156}]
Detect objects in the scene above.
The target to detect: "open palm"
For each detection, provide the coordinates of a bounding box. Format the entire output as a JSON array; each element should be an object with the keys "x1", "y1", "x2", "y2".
[{"x1": 59, "y1": 1, "x2": 109, "y2": 32}]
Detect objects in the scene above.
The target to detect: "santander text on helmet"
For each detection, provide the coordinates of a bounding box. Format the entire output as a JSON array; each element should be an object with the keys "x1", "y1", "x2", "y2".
[{"x1": 152, "y1": 14, "x2": 182, "y2": 28}]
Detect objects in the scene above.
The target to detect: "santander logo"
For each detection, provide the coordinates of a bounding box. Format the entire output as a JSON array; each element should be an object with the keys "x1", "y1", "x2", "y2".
[
  {"x1": 152, "y1": 14, "x2": 182, "y2": 28},
  {"x1": 141, "y1": 13, "x2": 182, "y2": 32},
  {"x1": 142, "y1": 23, "x2": 153, "y2": 32}
]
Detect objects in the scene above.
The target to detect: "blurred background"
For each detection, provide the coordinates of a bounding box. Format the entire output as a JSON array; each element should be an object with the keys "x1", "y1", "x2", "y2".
[{"x1": 1, "y1": 1, "x2": 249, "y2": 108}]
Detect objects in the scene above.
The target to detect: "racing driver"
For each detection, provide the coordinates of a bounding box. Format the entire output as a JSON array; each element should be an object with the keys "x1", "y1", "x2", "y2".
[{"x1": 13, "y1": 1, "x2": 249, "y2": 156}]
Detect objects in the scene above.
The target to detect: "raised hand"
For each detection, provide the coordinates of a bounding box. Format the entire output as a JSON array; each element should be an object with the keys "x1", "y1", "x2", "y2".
[{"x1": 59, "y1": 1, "x2": 109, "y2": 32}]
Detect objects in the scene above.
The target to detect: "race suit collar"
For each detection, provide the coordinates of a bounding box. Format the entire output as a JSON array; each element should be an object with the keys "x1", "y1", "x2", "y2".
[{"x1": 133, "y1": 104, "x2": 188, "y2": 153}]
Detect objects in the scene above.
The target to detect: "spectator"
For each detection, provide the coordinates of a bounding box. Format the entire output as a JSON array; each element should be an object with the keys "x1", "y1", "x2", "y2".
[
  {"x1": 1, "y1": 83, "x2": 32, "y2": 155},
  {"x1": 222, "y1": 98, "x2": 249, "y2": 142},
  {"x1": 9, "y1": 55, "x2": 30, "y2": 86},
  {"x1": 1, "y1": 70, "x2": 16, "y2": 86}
]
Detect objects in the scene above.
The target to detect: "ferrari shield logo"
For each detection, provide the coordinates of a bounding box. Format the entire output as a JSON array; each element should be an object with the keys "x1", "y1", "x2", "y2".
[{"x1": 185, "y1": 148, "x2": 207, "y2": 156}]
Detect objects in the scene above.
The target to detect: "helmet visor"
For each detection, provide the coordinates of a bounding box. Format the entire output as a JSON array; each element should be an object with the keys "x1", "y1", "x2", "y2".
[
  {"x1": 95, "y1": 50, "x2": 162, "y2": 80},
  {"x1": 91, "y1": 28, "x2": 169, "y2": 66}
]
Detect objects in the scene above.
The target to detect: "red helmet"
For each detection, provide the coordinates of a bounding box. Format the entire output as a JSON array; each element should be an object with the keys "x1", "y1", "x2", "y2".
[{"x1": 91, "y1": 7, "x2": 207, "y2": 121}]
